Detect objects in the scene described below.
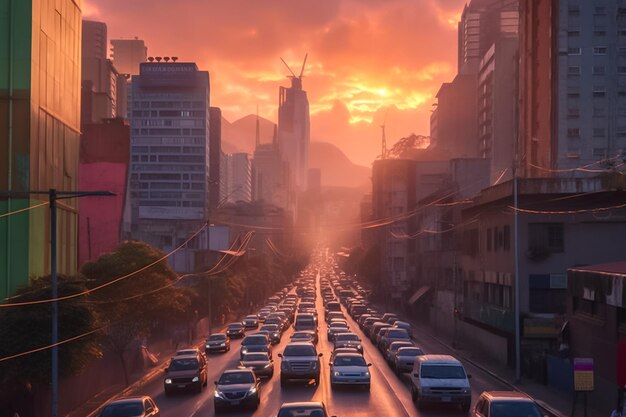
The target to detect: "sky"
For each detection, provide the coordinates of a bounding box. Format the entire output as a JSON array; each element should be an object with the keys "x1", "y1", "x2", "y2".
[{"x1": 84, "y1": 0, "x2": 465, "y2": 166}]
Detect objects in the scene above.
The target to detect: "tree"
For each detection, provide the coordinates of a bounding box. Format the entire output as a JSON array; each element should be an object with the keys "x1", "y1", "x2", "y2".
[
  {"x1": 81, "y1": 240, "x2": 193, "y2": 385},
  {"x1": 0, "y1": 275, "x2": 102, "y2": 386}
]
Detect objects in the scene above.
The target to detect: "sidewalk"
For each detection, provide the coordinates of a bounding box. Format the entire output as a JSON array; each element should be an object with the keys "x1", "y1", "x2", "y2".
[{"x1": 408, "y1": 317, "x2": 605, "y2": 417}]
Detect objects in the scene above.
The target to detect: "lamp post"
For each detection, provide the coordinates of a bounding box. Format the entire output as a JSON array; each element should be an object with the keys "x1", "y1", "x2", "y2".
[{"x1": 2, "y1": 189, "x2": 115, "y2": 417}]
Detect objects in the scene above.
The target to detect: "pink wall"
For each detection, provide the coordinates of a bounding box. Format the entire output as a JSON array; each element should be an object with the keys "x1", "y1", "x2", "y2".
[{"x1": 78, "y1": 162, "x2": 128, "y2": 267}]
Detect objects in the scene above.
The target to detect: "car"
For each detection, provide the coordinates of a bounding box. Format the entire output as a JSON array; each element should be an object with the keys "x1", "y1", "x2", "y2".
[
  {"x1": 381, "y1": 313, "x2": 399, "y2": 324},
  {"x1": 205, "y1": 333, "x2": 230, "y2": 353},
  {"x1": 240, "y1": 334, "x2": 272, "y2": 360},
  {"x1": 473, "y1": 391, "x2": 543, "y2": 417},
  {"x1": 259, "y1": 324, "x2": 281, "y2": 344},
  {"x1": 226, "y1": 322, "x2": 246, "y2": 339},
  {"x1": 393, "y1": 346, "x2": 424, "y2": 373},
  {"x1": 175, "y1": 347, "x2": 206, "y2": 360},
  {"x1": 240, "y1": 352, "x2": 274, "y2": 379},
  {"x1": 410, "y1": 355, "x2": 472, "y2": 411},
  {"x1": 393, "y1": 320, "x2": 413, "y2": 337},
  {"x1": 381, "y1": 328, "x2": 411, "y2": 351},
  {"x1": 164, "y1": 353, "x2": 208, "y2": 395},
  {"x1": 291, "y1": 330, "x2": 318, "y2": 345},
  {"x1": 276, "y1": 401, "x2": 335, "y2": 417},
  {"x1": 325, "y1": 311, "x2": 345, "y2": 323},
  {"x1": 98, "y1": 396, "x2": 159, "y2": 417},
  {"x1": 279, "y1": 342, "x2": 323, "y2": 386},
  {"x1": 243, "y1": 314, "x2": 259, "y2": 329},
  {"x1": 385, "y1": 341, "x2": 415, "y2": 363},
  {"x1": 329, "y1": 352, "x2": 371, "y2": 390},
  {"x1": 327, "y1": 322, "x2": 349, "y2": 341},
  {"x1": 333, "y1": 333, "x2": 363, "y2": 354},
  {"x1": 214, "y1": 369, "x2": 261, "y2": 412},
  {"x1": 369, "y1": 322, "x2": 391, "y2": 342},
  {"x1": 294, "y1": 313, "x2": 317, "y2": 332}
]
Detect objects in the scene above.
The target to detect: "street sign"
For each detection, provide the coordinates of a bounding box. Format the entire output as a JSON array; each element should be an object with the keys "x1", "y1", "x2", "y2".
[{"x1": 573, "y1": 358, "x2": 594, "y2": 392}]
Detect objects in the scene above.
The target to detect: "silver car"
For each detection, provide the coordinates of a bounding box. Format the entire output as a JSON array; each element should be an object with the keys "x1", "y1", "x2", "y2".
[
  {"x1": 393, "y1": 346, "x2": 424, "y2": 373},
  {"x1": 329, "y1": 352, "x2": 371, "y2": 390}
]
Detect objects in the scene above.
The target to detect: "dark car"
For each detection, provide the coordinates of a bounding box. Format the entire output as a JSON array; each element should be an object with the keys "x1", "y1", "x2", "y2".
[
  {"x1": 240, "y1": 352, "x2": 274, "y2": 379},
  {"x1": 98, "y1": 396, "x2": 159, "y2": 417},
  {"x1": 333, "y1": 333, "x2": 363, "y2": 354},
  {"x1": 205, "y1": 333, "x2": 230, "y2": 354},
  {"x1": 240, "y1": 334, "x2": 272, "y2": 360},
  {"x1": 214, "y1": 369, "x2": 261, "y2": 412},
  {"x1": 164, "y1": 353, "x2": 208, "y2": 395},
  {"x1": 226, "y1": 322, "x2": 246, "y2": 339},
  {"x1": 243, "y1": 314, "x2": 260, "y2": 329},
  {"x1": 279, "y1": 342, "x2": 323, "y2": 386},
  {"x1": 260, "y1": 324, "x2": 282, "y2": 344}
]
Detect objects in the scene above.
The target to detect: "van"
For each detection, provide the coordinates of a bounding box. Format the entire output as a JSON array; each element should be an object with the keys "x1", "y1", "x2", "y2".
[{"x1": 409, "y1": 354, "x2": 471, "y2": 411}]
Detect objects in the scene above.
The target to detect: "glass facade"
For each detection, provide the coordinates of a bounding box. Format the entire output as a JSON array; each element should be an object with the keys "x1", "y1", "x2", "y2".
[{"x1": 0, "y1": 0, "x2": 81, "y2": 298}]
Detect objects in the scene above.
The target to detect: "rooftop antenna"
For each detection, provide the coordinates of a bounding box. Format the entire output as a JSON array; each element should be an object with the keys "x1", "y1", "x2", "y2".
[
  {"x1": 381, "y1": 107, "x2": 390, "y2": 159},
  {"x1": 299, "y1": 53, "x2": 308, "y2": 78},
  {"x1": 255, "y1": 105, "x2": 261, "y2": 147},
  {"x1": 280, "y1": 57, "x2": 298, "y2": 79}
]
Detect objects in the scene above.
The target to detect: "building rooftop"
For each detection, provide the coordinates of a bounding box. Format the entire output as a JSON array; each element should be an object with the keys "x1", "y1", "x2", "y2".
[{"x1": 569, "y1": 261, "x2": 626, "y2": 277}]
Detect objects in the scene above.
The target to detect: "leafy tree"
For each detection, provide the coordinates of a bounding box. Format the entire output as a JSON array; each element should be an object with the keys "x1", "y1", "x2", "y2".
[
  {"x1": 0, "y1": 275, "x2": 102, "y2": 386},
  {"x1": 81, "y1": 240, "x2": 193, "y2": 385}
]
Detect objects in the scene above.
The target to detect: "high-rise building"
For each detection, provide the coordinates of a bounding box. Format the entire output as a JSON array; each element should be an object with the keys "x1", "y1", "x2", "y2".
[
  {"x1": 82, "y1": 19, "x2": 107, "y2": 61},
  {"x1": 225, "y1": 153, "x2": 252, "y2": 203},
  {"x1": 110, "y1": 38, "x2": 147, "y2": 76},
  {"x1": 520, "y1": 0, "x2": 626, "y2": 176},
  {"x1": 0, "y1": 0, "x2": 82, "y2": 298},
  {"x1": 277, "y1": 72, "x2": 310, "y2": 190},
  {"x1": 252, "y1": 129, "x2": 293, "y2": 211},
  {"x1": 128, "y1": 61, "x2": 211, "y2": 272},
  {"x1": 209, "y1": 107, "x2": 222, "y2": 211}
]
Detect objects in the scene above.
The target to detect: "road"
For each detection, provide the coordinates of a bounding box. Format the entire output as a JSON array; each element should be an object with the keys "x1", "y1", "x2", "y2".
[{"x1": 129, "y1": 267, "x2": 512, "y2": 417}]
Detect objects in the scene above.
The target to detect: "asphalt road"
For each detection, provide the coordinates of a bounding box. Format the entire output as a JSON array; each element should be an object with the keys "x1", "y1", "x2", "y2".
[{"x1": 129, "y1": 266, "x2": 512, "y2": 417}]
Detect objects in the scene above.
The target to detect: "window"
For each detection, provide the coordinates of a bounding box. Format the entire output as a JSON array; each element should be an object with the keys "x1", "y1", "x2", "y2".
[
  {"x1": 528, "y1": 223, "x2": 564, "y2": 254},
  {"x1": 568, "y1": 92, "x2": 580, "y2": 99},
  {"x1": 568, "y1": 6, "x2": 580, "y2": 17},
  {"x1": 594, "y1": 47, "x2": 608, "y2": 55},
  {"x1": 568, "y1": 31, "x2": 580, "y2": 37},
  {"x1": 568, "y1": 47, "x2": 581, "y2": 55},
  {"x1": 593, "y1": 148, "x2": 607, "y2": 158},
  {"x1": 486, "y1": 228, "x2": 492, "y2": 251},
  {"x1": 568, "y1": 66, "x2": 581, "y2": 75},
  {"x1": 568, "y1": 108, "x2": 580, "y2": 118},
  {"x1": 503, "y1": 225, "x2": 511, "y2": 251},
  {"x1": 593, "y1": 127, "x2": 606, "y2": 137},
  {"x1": 567, "y1": 128, "x2": 580, "y2": 138},
  {"x1": 593, "y1": 89, "x2": 606, "y2": 98},
  {"x1": 573, "y1": 297, "x2": 606, "y2": 320},
  {"x1": 595, "y1": 6, "x2": 606, "y2": 14},
  {"x1": 530, "y1": 288, "x2": 566, "y2": 313},
  {"x1": 619, "y1": 47, "x2": 626, "y2": 56},
  {"x1": 593, "y1": 107, "x2": 606, "y2": 117},
  {"x1": 594, "y1": 31, "x2": 606, "y2": 37},
  {"x1": 593, "y1": 66, "x2": 606, "y2": 75}
]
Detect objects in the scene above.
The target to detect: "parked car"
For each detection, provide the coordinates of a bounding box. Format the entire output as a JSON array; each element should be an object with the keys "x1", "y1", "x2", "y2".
[
  {"x1": 276, "y1": 402, "x2": 334, "y2": 417},
  {"x1": 164, "y1": 352, "x2": 208, "y2": 395},
  {"x1": 329, "y1": 353, "x2": 371, "y2": 390},
  {"x1": 240, "y1": 352, "x2": 274, "y2": 379},
  {"x1": 214, "y1": 369, "x2": 261, "y2": 412},
  {"x1": 226, "y1": 322, "x2": 246, "y2": 339},
  {"x1": 393, "y1": 346, "x2": 424, "y2": 373},
  {"x1": 473, "y1": 391, "x2": 543, "y2": 417},
  {"x1": 279, "y1": 342, "x2": 323, "y2": 386},
  {"x1": 98, "y1": 396, "x2": 159, "y2": 417},
  {"x1": 205, "y1": 333, "x2": 230, "y2": 354},
  {"x1": 410, "y1": 355, "x2": 472, "y2": 411}
]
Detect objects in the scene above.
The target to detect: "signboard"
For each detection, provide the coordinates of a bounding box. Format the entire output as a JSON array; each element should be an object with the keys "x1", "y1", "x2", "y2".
[{"x1": 573, "y1": 358, "x2": 594, "y2": 391}]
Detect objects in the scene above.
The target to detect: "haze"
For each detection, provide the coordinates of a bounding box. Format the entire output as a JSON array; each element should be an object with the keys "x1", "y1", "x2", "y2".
[{"x1": 84, "y1": 0, "x2": 464, "y2": 165}]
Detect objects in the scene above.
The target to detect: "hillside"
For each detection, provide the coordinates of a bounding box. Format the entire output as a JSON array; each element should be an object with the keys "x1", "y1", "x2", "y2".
[{"x1": 221, "y1": 115, "x2": 370, "y2": 189}]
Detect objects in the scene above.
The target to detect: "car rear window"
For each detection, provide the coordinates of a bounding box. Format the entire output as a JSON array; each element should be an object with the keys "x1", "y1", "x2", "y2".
[
  {"x1": 336, "y1": 334, "x2": 359, "y2": 341},
  {"x1": 243, "y1": 335, "x2": 267, "y2": 346},
  {"x1": 387, "y1": 329, "x2": 410, "y2": 338},
  {"x1": 398, "y1": 348, "x2": 423, "y2": 356}
]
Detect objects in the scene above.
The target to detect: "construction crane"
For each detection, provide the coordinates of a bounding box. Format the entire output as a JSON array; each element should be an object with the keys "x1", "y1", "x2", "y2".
[
  {"x1": 280, "y1": 54, "x2": 308, "y2": 89},
  {"x1": 380, "y1": 108, "x2": 390, "y2": 159}
]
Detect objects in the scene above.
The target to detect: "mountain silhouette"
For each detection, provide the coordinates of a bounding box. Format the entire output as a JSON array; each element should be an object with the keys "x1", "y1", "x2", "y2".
[{"x1": 221, "y1": 114, "x2": 370, "y2": 188}]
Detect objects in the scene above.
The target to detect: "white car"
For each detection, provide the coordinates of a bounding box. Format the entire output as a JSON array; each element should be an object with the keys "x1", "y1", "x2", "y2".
[{"x1": 329, "y1": 352, "x2": 371, "y2": 390}]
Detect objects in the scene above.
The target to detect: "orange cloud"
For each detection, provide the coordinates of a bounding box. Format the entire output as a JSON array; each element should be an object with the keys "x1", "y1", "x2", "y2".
[{"x1": 85, "y1": 0, "x2": 462, "y2": 165}]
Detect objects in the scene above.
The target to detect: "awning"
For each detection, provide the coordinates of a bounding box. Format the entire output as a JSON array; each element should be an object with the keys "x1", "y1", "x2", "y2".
[{"x1": 409, "y1": 286, "x2": 431, "y2": 305}]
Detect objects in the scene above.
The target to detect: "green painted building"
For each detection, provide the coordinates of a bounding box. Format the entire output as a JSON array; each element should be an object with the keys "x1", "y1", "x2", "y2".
[{"x1": 0, "y1": 0, "x2": 82, "y2": 299}]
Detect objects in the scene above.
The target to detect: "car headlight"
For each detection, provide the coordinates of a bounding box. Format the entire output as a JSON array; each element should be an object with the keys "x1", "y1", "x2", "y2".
[
  {"x1": 264, "y1": 363, "x2": 272, "y2": 368},
  {"x1": 165, "y1": 378, "x2": 172, "y2": 384},
  {"x1": 220, "y1": 343, "x2": 226, "y2": 346},
  {"x1": 357, "y1": 345, "x2": 362, "y2": 350},
  {"x1": 241, "y1": 347, "x2": 248, "y2": 354},
  {"x1": 192, "y1": 376, "x2": 199, "y2": 383},
  {"x1": 247, "y1": 386, "x2": 257, "y2": 395},
  {"x1": 273, "y1": 333, "x2": 279, "y2": 338},
  {"x1": 364, "y1": 371, "x2": 370, "y2": 377},
  {"x1": 214, "y1": 390, "x2": 225, "y2": 399},
  {"x1": 206, "y1": 344, "x2": 210, "y2": 349},
  {"x1": 333, "y1": 371, "x2": 341, "y2": 377}
]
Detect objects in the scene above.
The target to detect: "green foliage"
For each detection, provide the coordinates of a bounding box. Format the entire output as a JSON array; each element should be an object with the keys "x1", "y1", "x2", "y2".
[{"x1": 0, "y1": 275, "x2": 102, "y2": 385}]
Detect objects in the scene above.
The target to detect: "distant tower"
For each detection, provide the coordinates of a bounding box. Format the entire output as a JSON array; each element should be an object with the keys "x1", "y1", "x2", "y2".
[
  {"x1": 255, "y1": 105, "x2": 260, "y2": 147},
  {"x1": 277, "y1": 55, "x2": 310, "y2": 190}
]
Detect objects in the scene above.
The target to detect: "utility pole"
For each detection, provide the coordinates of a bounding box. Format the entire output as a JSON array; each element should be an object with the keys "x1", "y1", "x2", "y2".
[
  {"x1": 513, "y1": 161, "x2": 521, "y2": 384},
  {"x1": 50, "y1": 190, "x2": 59, "y2": 417}
]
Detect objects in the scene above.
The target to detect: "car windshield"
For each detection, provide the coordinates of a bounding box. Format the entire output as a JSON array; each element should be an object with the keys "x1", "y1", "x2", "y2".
[
  {"x1": 100, "y1": 402, "x2": 143, "y2": 417},
  {"x1": 421, "y1": 365, "x2": 466, "y2": 379},
  {"x1": 387, "y1": 329, "x2": 409, "y2": 338},
  {"x1": 390, "y1": 343, "x2": 413, "y2": 352},
  {"x1": 169, "y1": 358, "x2": 198, "y2": 371},
  {"x1": 278, "y1": 406, "x2": 327, "y2": 417},
  {"x1": 398, "y1": 348, "x2": 423, "y2": 356},
  {"x1": 218, "y1": 372, "x2": 255, "y2": 385},
  {"x1": 261, "y1": 325, "x2": 279, "y2": 331},
  {"x1": 175, "y1": 349, "x2": 196, "y2": 356},
  {"x1": 336, "y1": 334, "x2": 359, "y2": 341},
  {"x1": 330, "y1": 323, "x2": 348, "y2": 328},
  {"x1": 283, "y1": 345, "x2": 316, "y2": 356},
  {"x1": 491, "y1": 402, "x2": 542, "y2": 417},
  {"x1": 228, "y1": 324, "x2": 243, "y2": 329},
  {"x1": 243, "y1": 336, "x2": 267, "y2": 346},
  {"x1": 242, "y1": 353, "x2": 269, "y2": 361},
  {"x1": 208, "y1": 335, "x2": 226, "y2": 341},
  {"x1": 292, "y1": 333, "x2": 312, "y2": 339},
  {"x1": 333, "y1": 356, "x2": 367, "y2": 366}
]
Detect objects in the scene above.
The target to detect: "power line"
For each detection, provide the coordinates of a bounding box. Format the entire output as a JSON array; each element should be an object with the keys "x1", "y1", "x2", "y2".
[
  {"x1": 0, "y1": 201, "x2": 48, "y2": 219},
  {"x1": 507, "y1": 202, "x2": 626, "y2": 215}
]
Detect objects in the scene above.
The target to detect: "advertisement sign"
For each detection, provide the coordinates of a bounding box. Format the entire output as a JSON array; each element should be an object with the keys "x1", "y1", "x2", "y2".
[{"x1": 573, "y1": 358, "x2": 594, "y2": 392}]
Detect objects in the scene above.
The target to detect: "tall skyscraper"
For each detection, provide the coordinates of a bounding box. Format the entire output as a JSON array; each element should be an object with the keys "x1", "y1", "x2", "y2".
[
  {"x1": 0, "y1": 0, "x2": 82, "y2": 298},
  {"x1": 225, "y1": 153, "x2": 252, "y2": 203},
  {"x1": 520, "y1": 0, "x2": 626, "y2": 176},
  {"x1": 128, "y1": 61, "x2": 211, "y2": 271},
  {"x1": 82, "y1": 19, "x2": 107, "y2": 61},
  {"x1": 277, "y1": 59, "x2": 310, "y2": 190},
  {"x1": 209, "y1": 107, "x2": 222, "y2": 211},
  {"x1": 110, "y1": 38, "x2": 148, "y2": 76}
]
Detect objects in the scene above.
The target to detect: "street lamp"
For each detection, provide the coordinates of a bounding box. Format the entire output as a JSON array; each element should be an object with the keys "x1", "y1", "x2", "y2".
[{"x1": 1, "y1": 189, "x2": 115, "y2": 417}]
